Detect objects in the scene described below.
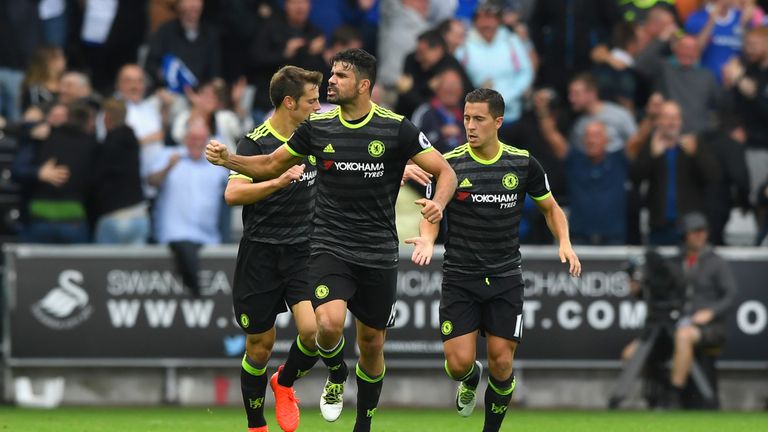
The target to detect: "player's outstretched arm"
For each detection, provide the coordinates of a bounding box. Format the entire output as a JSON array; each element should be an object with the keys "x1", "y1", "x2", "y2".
[
  {"x1": 411, "y1": 150, "x2": 457, "y2": 224},
  {"x1": 224, "y1": 164, "x2": 306, "y2": 206},
  {"x1": 206, "y1": 140, "x2": 301, "y2": 181},
  {"x1": 534, "y1": 196, "x2": 581, "y2": 277},
  {"x1": 405, "y1": 218, "x2": 440, "y2": 266}
]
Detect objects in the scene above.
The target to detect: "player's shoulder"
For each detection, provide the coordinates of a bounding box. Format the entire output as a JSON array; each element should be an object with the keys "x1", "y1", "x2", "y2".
[
  {"x1": 500, "y1": 143, "x2": 530, "y2": 159},
  {"x1": 244, "y1": 121, "x2": 280, "y2": 145},
  {"x1": 372, "y1": 104, "x2": 405, "y2": 122},
  {"x1": 442, "y1": 143, "x2": 471, "y2": 160},
  {"x1": 309, "y1": 106, "x2": 341, "y2": 122}
]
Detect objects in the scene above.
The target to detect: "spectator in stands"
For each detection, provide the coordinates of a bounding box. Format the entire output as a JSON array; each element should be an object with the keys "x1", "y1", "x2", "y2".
[
  {"x1": 685, "y1": 0, "x2": 745, "y2": 83},
  {"x1": 24, "y1": 101, "x2": 98, "y2": 244},
  {"x1": 217, "y1": 0, "x2": 275, "y2": 84},
  {"x1": 148, "y1": 118, "x2": 228, "y2": 294},
  {"x1": 456, "y1": 2, "x2": 534, "y2": 137},
  {"x1": 38, "y1": 0, "x2": 67, "y2": 48},
  {"x1": 697, "y1": 110, "x2": 751, "y2": 245},
  {"x1": 377, "y1": 0, "x2": 432, "y2": 93},
  {"x1": 21, "y1": 46, "x2": 66, "y2": 112},
  {"x1": 632, "y1": 101, "x2": 720, "y2": 245},
  {"x1": 530, "y1": 0, "x2": 621, "y2": 103},
  {"x1": 58, "y1": 71, "x2": 93, "y2": 105},
  {"x1": 93, "y1": 98, "x2": 148, "y2": 245},
  {"x1": 396, "y1": 30, "x2": 473, "y2": 119},
  {"x1": 566, "y1": 74, "x2": 638, "y2": 153},
  {"x1": 114, "y1": 64, "x2": 170, "y2": 198},
  {"x1": 172, "y1": 80, "x2": 250, "y2": 152},
  {"x1": 722, "y1": 27, "x2": 768, "y2": 233},
  {"x1": 0, "y1": 0, "x2": 42, "y2": 122},
  {"x1": 535, "y1": 86, "x2": 642, "y2": 245},
  {"x1": 412, "y1": 68, "x2": 466, "y2": 154},
  {"x1": 437, "y1": 18, "x2": 467, "y2": 56},
  {"x1": 69, "y1": 0, "x2": 147, "y2": 94},
  {"x1": 636, "y1": 35, "x2": 722, "y2": 133},
  {"x1": 250, "y1": 0, "x2": 325, "y2": 114},
  {"x1": 145, "y1": 0, "x2": 221, "y2": 90},
  {"x1": 307, "y1": 0, "x2": 378, "y2": 41},
  {"x1": 591, "y1": 22, "x2": 643, "y2": 114},
  {"x1": 668, "y1": 212, "x2": 737, "y2": 407}
]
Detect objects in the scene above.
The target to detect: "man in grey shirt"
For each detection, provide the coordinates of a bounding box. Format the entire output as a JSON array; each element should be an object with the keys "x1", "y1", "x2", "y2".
[{"x1": 669, "y1": 212, "x2": 737, "y2": 404}]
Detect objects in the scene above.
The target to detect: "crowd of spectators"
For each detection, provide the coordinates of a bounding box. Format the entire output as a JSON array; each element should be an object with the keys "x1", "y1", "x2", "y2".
[{"x1": 0, "y1": 0, "x2": 767, "y2": 248}]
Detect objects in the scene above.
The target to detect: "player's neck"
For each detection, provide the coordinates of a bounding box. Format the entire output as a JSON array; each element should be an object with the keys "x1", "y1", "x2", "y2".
[
  {"x1": 473, "y1": 138, "x2": 501, "y2": 161},
  {"x1": 340, "y1": 97, "x2": 373, "y2": 122},
  {"x1": 269, "y1": 110, "x2": 300, "y2": 139}
]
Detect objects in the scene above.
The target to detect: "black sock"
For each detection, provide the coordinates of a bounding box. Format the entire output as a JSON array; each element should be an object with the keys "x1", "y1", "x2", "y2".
[
  {"x1": 278, "y1": 336, "x2": 319, "y2": 387},
  {"x1": 318, "y1": 336, "x2": 348, "y2": 383},
  {"x1": 353, "y1": 363, "x2": 384, "y2": 432},
  {"x1": 445, "y1": 360, "x2": 481, "y2": 389},
  {"x1": 240, "y1": 354, "x2": 268, "y2": 428},
  {"x1": 483, "y1": 373, "x2": 516, "y2": 432}
]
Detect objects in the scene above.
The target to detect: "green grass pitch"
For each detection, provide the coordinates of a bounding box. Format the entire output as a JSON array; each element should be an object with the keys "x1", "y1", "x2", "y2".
[{"x1": 1, "y1": 407, "x2": 767, "y2": 431}]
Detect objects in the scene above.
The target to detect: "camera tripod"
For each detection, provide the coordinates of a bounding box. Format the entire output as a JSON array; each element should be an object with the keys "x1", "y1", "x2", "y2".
[{"x1": 608, "y1": 323, "x2": 716, "y2": 409}]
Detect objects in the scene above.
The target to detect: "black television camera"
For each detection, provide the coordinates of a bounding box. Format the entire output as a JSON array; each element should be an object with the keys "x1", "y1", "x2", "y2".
[{"x1": 625, "y1": 249, "x2": 686, "y2": 328}]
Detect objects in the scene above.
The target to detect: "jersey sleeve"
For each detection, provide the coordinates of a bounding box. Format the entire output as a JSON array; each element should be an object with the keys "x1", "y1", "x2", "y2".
[
  {"x1": 284, "y1": 121, "x2": 312, "y2": 157},
  {"x1": 229, "y1": 137, "x2": 262, "y2": 181},
  {"x1": 527, "y1": 156, "x2": 552, "y2": 201},
  {"x1": 399, "y1": 118, "x2": 435, "y2": 159}
]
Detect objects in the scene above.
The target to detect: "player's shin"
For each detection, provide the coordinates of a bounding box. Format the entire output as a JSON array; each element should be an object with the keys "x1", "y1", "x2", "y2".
[
  {"x1": 278, "y1": 335, "x2": 319, "y2": 387},
  {"x1": 240, "y1": 353, "x2": 269, "y2": 429},
  {"x1": 353, "y1": 363, "x2": 385, "y2": 432},
  {"x1": 318, "y1": 335, "x2": 348, "y2": 383},
  {"x1": 483, "y1": 373, "x2": 516, "y2": 432}
]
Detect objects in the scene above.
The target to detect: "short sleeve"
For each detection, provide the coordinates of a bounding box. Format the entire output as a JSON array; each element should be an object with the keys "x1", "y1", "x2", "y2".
[
  {"x1": 285, "y1": 121, "x2": 312, "y2": 157},
  {"x1": 527, "y1": 156, "x2": 552, "y2": 201},
  {"x1": 399, "y1": 118, "x2": 434, "y2": 159},
  {"x1": 149, "y1": 148, "x2": 175, "y2": 175},
  {"x1": 230, "y1": 137, "x2": 263, "y2": 181}
]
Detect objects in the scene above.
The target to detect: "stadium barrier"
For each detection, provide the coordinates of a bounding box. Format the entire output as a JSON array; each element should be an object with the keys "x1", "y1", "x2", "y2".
[{"x1": 2, "y1": 245, "x2": 766, "y2": 403}]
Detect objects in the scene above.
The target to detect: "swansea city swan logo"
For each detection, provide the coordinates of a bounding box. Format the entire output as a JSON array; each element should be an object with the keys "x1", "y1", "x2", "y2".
[{"x1": 31, "y1": 270, "x2": 93, "y2": 330}]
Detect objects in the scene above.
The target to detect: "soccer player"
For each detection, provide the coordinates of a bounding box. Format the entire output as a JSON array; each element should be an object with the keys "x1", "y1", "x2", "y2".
[
  {"x1": 207, "y1": 49, "x2": 457, "y2": 432},
  {"x1": 406, "y1": 88, "x2": 581, "y2": 432},
  {"x1": 226, "y1": 66, "x2": 323, "y2": 432}
]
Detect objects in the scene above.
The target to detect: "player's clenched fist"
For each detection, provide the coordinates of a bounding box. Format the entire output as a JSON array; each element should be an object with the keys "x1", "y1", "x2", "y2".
[
  {"x1": 206, "y1": 140, "x2": 229, "y2": 166},
  {"x1": 415, "y1": 198, "x2": 443, "y2": 224}
]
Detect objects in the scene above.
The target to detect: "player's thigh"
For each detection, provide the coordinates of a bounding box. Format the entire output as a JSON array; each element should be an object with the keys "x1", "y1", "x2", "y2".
[
  {"x1": 233, "y1": 240, "x2": 286, "y2": 334},
  {"x1": 439, "y1": 277, "x2": 482, "y2": 343},
  {"x1": 347, "y1": 264, "x2": 398, "y2": 330},
  {"x1": 307, "y1": 253, "x2": 355, "y2": 334},
  {"x1": 485, "y1": 333, "x2": 519, "y2": 377},
  {"x1": 481, "y1": 275, "x2": 524, "y2": 343}
]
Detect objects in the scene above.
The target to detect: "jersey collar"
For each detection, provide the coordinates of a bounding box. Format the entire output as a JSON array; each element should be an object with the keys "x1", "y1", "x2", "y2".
[
  {"x1": 468, "y1": 141, "x2": 503, "y2": 165},
  {"x1": 339, "y1": 102, "x2": 376, "y2": 129}
]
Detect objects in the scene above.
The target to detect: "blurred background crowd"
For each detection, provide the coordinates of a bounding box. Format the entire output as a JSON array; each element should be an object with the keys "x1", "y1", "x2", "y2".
[{"x1": 0, "y1": 0, "x2": 767, "y2": 249}]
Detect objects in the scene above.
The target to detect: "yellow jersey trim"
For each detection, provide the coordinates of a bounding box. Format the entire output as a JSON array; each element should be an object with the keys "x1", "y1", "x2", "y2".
[{"x1": 282, "y1": 143, "x2": 306, "y2": 158}]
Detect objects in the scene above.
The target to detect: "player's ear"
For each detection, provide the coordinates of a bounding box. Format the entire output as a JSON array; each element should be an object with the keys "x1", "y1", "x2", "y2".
[
  {"x1": 358, "y1": 78, "x2": 371, "y2": 96},
  {"x1": 283, "y1": 95, "x2": 296, "y2": 110},
  {"x1": 495, "y1": 116, "x2": 503, "y2": 130}
]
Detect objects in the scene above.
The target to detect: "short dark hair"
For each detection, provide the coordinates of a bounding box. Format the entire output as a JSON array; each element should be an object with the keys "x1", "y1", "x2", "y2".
[
  {"x1": 418, "y1": 29, "x2": 447, "y2": 51},
  {"x1": 465, "y1": 88, "x2": 505, "y2": 118},
  {"x1": 102, "y1": 97, "x2": 127, "y2": 126},
  {"x1": 66, "y1": 101, "x2": 93, "y2": 132},
  {"x1": 269, "y1": 65, "x2": 323, "y2": 108},
  {"x1": 570, "y1": 73, "x2": 598, "y2": 92},
  {"x1": 330, "y1": 48, "x2": 377, "y2": 92}
]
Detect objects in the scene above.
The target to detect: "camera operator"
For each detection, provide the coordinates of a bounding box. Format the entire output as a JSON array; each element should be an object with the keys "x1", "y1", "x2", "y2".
[{"x1": 668, "y1": 212, "x2": 737, "y2": 406}]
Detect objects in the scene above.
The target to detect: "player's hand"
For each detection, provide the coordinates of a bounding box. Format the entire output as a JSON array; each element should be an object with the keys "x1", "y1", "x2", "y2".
[
  {"x1": 559, "y1": 243, "x2": 581, "y2": 277},
  {"x1": 402, "y1": 164, "x2": 432, "y2": 186},
  {"x1": 692, "y1": 308, "x2": 714, "y2": 325},
  {"x1": 404, "y1": 236, "x2": 434, "y2": 266},
  {"x1": 274, "y1": 164, "x2": 305, "y2": 188},
  {"x1": 206, "y1": 140, "x2": 230, "y2": 166},
  {"x1": 415, "y1": 198, "x2": 443, "y2": 224}
]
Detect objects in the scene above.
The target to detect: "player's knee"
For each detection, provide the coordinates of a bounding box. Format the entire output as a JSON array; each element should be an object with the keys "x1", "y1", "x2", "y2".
[
  {"x1": 297, "y1": 331, "x2": 318, "y2": 352},
  {"x1": 315, "y1": 312, "x2": 343, "y2": 339},
  {"x1": 675, "y1": 326, "x2": 696, "y2": 345},
  {"x1": 487, "y1": 352, "x2": 513, "y2": 377},
  {"x1": 245, "y1": 344, "x2": 272, "y2": 364},
  {"x1": 445, "y1": 352, "x2": 474, "y2": 377}
]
